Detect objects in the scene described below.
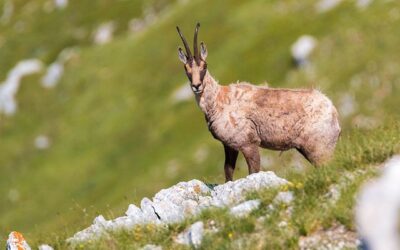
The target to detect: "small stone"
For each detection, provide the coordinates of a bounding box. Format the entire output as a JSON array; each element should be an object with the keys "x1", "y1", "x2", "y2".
[
  {"x1": 315, "y1": 0, "x2": 343, "y2": 13},
  {"x1": 175, "y1": 221, "x2": 204, "y2": 248},
  {"x1": 93, "y1": 22, "x2": 115, "y2": 45},
  {"x1": 0, "y1": 59, "x2": 43, "y2": 116},
  {"x1": 34, "y1": 135, "x2": 50, "y2": 150},
  {"x1": 356, "y1": 0, "x2": 372, "y2": 9},
  {"x1": 339, "y1": 93, "x2": 357, "y2": 118},
  {"x1": 41, "y1": 62, "x2": 63, "y2": 88},
  {"x1": 278, "y1": 221, "x2": 288, "y2": 228},
  {"x1": 54, "y1": 0, "x2": 68, "y2": 9},
  {"x1": 171, "y1": 83, "x2": 192, "y2": 103},
  {"x1": 140, "y1": 244, "x2": 162, "y2": 250},
  {"x1": 207, "y1": 219, "x2": 219, "y2": 233},
  {"x1": 7, "y1": 188, "x2": 20, "y2": 202},
  {"x1": 6, "y1": 231, "x2": 31, "y2": 250},
  {"x1": 273, "y1": 191, "x2": 294, "y2": 205},
  {"x1": 38, "y1": 244, "x2": 54, "y2": 250},
  {"x1": 291, "y1": 35, "x2": 317, "y2": 67},
  {"x1": 230, "y1": 199, "x2": 261, "y2": 218}
]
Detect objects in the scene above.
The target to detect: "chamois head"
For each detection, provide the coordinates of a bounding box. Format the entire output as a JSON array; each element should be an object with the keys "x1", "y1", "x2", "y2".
[{"x1": 177, "y1": 22, "x2": 208, "y2": 94}]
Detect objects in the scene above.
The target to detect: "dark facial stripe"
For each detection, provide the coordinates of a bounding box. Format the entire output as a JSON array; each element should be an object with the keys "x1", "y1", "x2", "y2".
[
  {"x1": 200, "y1": 63, "x2": 207, "y2": 82},
  {"x1": 186, "y1": 72, "x2": 192, "y2": 82}
]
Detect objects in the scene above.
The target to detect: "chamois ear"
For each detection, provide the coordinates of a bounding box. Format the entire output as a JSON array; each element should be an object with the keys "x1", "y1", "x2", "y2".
[
  {"x1": 200, "y1": 42, "x2": 207, "y2": 61},
  {"x1": 178, "y1": 47, "x2": 187, "y2": 64}
]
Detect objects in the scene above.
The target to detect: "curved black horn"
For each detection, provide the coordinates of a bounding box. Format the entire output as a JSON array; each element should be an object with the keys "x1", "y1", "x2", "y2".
[
  {"x1": 193, "y1": 22, "x2": 200, "y2": 64},
  {"x1": 176, "y1": 26, "x2": 192, "y2": 60}
]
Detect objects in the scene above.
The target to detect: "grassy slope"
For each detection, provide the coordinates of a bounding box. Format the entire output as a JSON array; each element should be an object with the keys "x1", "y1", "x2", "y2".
[
  {"x1": 74, "y1": 127, "x2": 400, "y2": 250},
  {"x1": 1, "y1": 0, "x2": 400, "y2": 248},
  {"x1": 61, "y1": 123, "x2": 400, "y2": 250}
]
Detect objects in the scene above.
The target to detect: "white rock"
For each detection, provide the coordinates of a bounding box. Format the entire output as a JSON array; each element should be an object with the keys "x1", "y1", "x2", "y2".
[
  {"x1": 151, "y1": 180, "x2": 212, "y2": 222},
  {"x1": 93, "y1": 22, "x2": 115, "y2": 45},
  {"x1": 68, "y1": 215, "x2": 111, "y2": 244},
  {"x1": 140, "y1": 198, "x2": 161, "y2": 223},
  {"x1": 356, "y1": 0, "x2": 373, "y2": 9},
  {"x1": 194, "y1": 146, "x2": 209, "y2": 164},
  {"x1": 41, "y1": 47, "x2": 76, "y2": 88},
  {"x1": 143, "y1": 7, "x2": 157, "y2": 25},
  {"x1": 6, "y1": 231, "x2": 31, "y2": 250},
  {"x1": 128, "y1": 7, "x2": 158, "y2": 35},
  {"x1": 230, "y1": 199, "x2": 261, "y2": 217},
  {"x1": 7, "y1": 188, "x2": 20, "y2": 202},
  {"x1": 0, "y1": 0, "x2": 13, "y2": 24},
  {"x1": 267, "y1": 204, "x2": 274, "y2": 211},
  {"x1": 41, "y1": 62, "x2": 63, "y2": 88},
  {"x1": 175, "y1": 221, "x2": 204, "y2": 248},
  {"x1": 38, "y1": 244, "x2": 54, "y2": 250},
  {"x1": 54, "y1": 0, "x2": 68, "y2": 9},
  {"x1": 68, "y1": 171, "x2": 287, "y2": 244},
  {"x1": 352, "y1": 115, "x2": 379, "y2": 129},
  {"x1": 274, "y1": 191, "x2": 294, "y2": 205},
  {"x1": 211, "y1": 171, "x2": 288, "y2": 207},
  {"x1": 290, "y1": 35, "x2": 317, "y2": 67},
  {"x1": 339, "y1": 93, "x2": 357, "y2": 118},
  {"x1": 207, "y1": 219, "x2": 219, "y2": 233},
  {"x1": 107, "y1": 216, "x2": 126, "y2": 230},
  {"x1": 278, "y1": 221, "x2": 288, "y2": 228},
  {"x1": 260, "y1": 154, "x2": 274, "y2": 169},
  {"x1": 140, "y1": 244, "x2": 162, "y2": 250},
  {"x1": 315, "y1": 0, "x2": 343, "y2": 13},
  {"x1": 325, "y1": 184, "x2": 341, "y2": 204},
  {"x1": 93, "y1": 215, "x2": 113, "y2": 231},
  {"x1": 34, "y1": 135, "x2": 50, "y2": 150},
  {"x1": 356, "y1": 155, "x2": 400, "y2": 250},
  {"x1": 171, "y1": 83, "x2": 192, "y2": 103},
  {"x1": 129, "y1": 18, "x2": 146, "y2": 33},
  {"x1": 0, "y1": 59, "x2": 43, "y2": 115},
  {"x1": 125, "y1": 204, "x2": 145, "y2": 222}
]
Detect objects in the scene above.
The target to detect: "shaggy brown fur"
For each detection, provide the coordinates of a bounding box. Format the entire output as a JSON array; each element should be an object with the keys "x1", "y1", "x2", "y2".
[{"x1": 177, "y1": 23, "x2": 341, "y2": 182}]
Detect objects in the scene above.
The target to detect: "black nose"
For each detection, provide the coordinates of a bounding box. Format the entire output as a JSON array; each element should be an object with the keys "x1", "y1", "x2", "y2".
[{"x1": 193, "y1": 84, "x2": 200, "y2": 91}]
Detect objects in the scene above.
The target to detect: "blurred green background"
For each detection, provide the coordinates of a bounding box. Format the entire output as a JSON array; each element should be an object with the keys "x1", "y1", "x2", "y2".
[{"x1": 0, "y1": 0, "x2": 399, "y2": 246}]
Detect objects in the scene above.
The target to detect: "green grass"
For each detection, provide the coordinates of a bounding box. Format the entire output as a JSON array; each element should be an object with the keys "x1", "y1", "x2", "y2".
[
  {"x1": 58, "y1": 122, "x2": 399, "y2": 250},
  {"x1": 1, "y1": 0, "x2": 400, "y2": 248}
]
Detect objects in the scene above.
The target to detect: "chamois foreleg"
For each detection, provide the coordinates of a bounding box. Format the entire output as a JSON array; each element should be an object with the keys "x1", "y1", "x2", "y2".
[
  {"x1": 241, "y1": 144, "x2": 260, "y2": 175},
  {"x1": 224, "y1": 144, "x2": 239, "y2": 182}
]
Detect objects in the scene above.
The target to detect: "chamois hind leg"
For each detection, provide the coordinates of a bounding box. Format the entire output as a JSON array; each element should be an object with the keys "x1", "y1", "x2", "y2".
[
  {"x1": 224, "y1": 144, "x2": 239, "y2": 182},
  {"x1": 241, "y1": 144, "x2": 260, "y2": 175},
  {"x1": 297, "y1": 120, "x2": 341, "y2": 167}
]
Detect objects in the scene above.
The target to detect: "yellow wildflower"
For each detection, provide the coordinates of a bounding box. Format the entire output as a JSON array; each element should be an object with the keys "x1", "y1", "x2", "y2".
[{"x1": 295, "y1": 182, "x2": 304, "y2": 189}]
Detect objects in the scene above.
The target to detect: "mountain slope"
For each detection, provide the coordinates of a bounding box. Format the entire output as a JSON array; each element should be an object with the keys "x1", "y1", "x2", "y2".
[{"x1": 0, "y1": 0, "x2": 400, "y2": 246}]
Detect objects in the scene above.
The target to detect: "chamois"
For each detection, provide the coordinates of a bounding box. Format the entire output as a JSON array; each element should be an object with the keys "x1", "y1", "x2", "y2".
[{"x1": 176, "y1": 23, "x2": 341, "y2": 182}]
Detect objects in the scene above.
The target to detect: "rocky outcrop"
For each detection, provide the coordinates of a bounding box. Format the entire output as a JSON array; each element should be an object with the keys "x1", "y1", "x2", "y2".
[{"x1": 67, "y1": 171, "x2": 288, "y2": 245}]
